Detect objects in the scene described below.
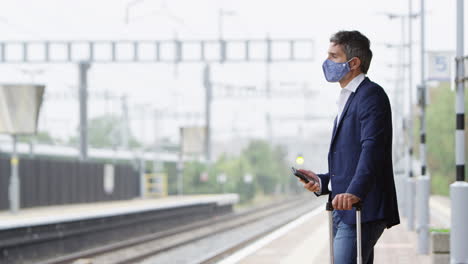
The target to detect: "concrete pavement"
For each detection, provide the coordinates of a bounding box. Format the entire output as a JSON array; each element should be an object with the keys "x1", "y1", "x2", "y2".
[{"x1": 222, "y1": 195, "x2": 450, "y2": 264}]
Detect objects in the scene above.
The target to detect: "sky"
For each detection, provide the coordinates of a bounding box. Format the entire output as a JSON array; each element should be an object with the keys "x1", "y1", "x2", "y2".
[{"x1": 0, "y1": 0, "x2": 466, "y2": 167}]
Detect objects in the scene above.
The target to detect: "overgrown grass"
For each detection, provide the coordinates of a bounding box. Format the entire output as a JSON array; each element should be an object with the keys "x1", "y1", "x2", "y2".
[
  {"x1": 431, "y1": 172, "x2": 451, "y2": 196},
  {"x1": 430, "y1": 228, "x2": 450, "y2": 233}
]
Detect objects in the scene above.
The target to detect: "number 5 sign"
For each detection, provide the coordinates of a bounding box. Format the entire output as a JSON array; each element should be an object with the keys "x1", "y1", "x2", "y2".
[{"x1": 427, "y1": 51, "x2": 454, "y2": 82}]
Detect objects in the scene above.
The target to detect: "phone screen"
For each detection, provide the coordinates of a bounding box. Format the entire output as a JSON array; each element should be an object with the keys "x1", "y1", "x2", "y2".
[{"x1": 292, "y1": 167, "x2": 319, "y2": 184}]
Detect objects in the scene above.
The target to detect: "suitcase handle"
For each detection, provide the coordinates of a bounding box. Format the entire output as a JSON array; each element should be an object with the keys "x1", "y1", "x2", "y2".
[
  {"x1": 326, "y1": 201, "x2": 363, "y2": 264},
  {"x1": 326, "y1": 201, "x2": 362, "y2": 211},
  {"x1": 354, "y1": 201, "x2": 363, "y2": 264},
  {"x1": 353, "y1": 201, "x2": 362, "y2": 211}
]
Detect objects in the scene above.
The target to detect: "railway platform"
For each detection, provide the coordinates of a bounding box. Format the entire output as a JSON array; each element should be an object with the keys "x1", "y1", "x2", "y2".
[
  {"x1": 0, "y1": 194, "x2": 238, "y2": 230},
  {"x1": 0, "y1": 194, "x2": 238, "y2": 264},
  {"x1": 220, "y1": 195, "x2": 450, "y2": 264}
]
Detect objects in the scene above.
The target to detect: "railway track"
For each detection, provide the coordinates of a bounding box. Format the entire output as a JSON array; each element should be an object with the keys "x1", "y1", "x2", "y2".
[{"x1": 40, "y1": 195, "x2": 325, "y2": 264}]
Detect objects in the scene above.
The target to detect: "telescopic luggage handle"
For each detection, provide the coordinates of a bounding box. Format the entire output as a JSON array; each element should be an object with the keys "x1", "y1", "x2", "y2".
[
  {"x1": 327, "y1": 201, "x2": 363, "y2": 264},
  {"x1": 353, "y1": 201, "x2": 362, "y2": 210},
  {"x1": 326, "y1": 201, "x2": 334, "y2": 264},
  {"x1": 326, "y1": 201, "x2": 362, "y2": 211},
  {"x1": 354, "y1": 201, "x2": 363, "y2": 264}
]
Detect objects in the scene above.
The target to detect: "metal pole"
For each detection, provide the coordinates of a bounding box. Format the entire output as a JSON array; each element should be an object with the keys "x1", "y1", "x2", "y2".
[
  {"x1": 203, "y1": 64, "x2": 212, "y2": 163},
  {"x1": 393, "y1": 17, "x2": 406, "y2": 168},
  {"x1": 218, "y1": 8, "x2": 223, "y2": 40},
  {"x1": 78, "y1": 62, "x2": 90, "y2": 161},
  {"x1": 265, "y1": 36, "x2": 273, "y2": 144},
  {"x1": 404, "y1": 0, "x2": 415, "y2": 224},
  {"x1": 396, "y1": 15, "x2": 408, "y2": 223},
  {"x1": 406, "y1": 176, "x2": 416, "y2": 230},
  {"x1": 8, "y1": 135, "x2": 20, "y2": 213},
  {"x1": 417, "y1": 0, "x2": 430, "y2": 254},
  {"x1": 139, "y1": 155, "x2": 146, "y2": 198},
  {"x1": 400, "y1": 17, "x2": 406, "y2": 162},
  {"x1": 265, "y1": 62, "x2": 273, "y2": 143},
  {"x1": 451, "y1": 0, "x2": 468, "y2": 263},
  {"x1": 140, "y1": 106, "x2": 146, "y2": 144},
  {"x1": 28, "y1": 139, "x2": 35, "y2": 158},
  {"x1": 121, "y1": 95, "x2": 129, "y2": 149},
  {"x1": 153, "y1": 109, "x2": 163, "y2": 173},
  {"x1": 177, "y1": 127, "x2": 184, "y2": 195},
  {"x1": 326, "y1": 203, "x2": 334, "y2": 264},
  {"x1": 356, "y1": 208, "x2": 362, "y2": 264},
  {"x1": 404, "y1": 0, "x2": 416, "y2": 230}
]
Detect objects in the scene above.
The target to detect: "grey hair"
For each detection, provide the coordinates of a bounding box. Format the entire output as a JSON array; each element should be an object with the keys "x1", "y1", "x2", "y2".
[{"x1": 330, "y1": 30, "x2": 373, "y2": 74}]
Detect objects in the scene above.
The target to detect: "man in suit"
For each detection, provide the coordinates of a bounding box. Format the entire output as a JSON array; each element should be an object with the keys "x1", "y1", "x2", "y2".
[{"x1": 299, "y1": 30, "x2": 400, "y2": 264}]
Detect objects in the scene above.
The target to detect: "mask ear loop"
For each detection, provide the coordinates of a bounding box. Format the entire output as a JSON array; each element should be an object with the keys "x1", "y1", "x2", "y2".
[{"x1": 347, "y1": 57, "x2": 358, "y2": 70}]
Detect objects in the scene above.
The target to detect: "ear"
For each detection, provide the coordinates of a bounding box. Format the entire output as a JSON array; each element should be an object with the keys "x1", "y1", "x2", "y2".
[{"x1": 350, "y1": 57, "x2": 362, "y2": 71}]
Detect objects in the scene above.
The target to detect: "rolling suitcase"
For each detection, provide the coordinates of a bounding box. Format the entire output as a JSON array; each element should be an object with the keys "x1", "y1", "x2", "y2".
[{"x1": 326, "y1": 200, "x2": 363, "y2": 264}]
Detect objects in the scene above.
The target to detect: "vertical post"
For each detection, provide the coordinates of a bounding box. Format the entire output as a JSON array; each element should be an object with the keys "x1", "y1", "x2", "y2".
[
  {"x1": 417, "y1": 0, "x2": 430, "y2": 254},
  {"x1": 22, "y1": 42, "x2": 27, "y2": 62},
  {"x1": 265, "y1": 63, "x2": 273, "y2": 143},
  {"x1": 78, "y1": 62, "x2": 90, "y2": 161},
  {"x1": 139, "y1": 155, "x2": 146, "y2": 198},
  {"x1": 451, "y1": 0, "x2": 468, "y2": 263},
  {"x1": 111, "y1": 42, "x2": 116, "y2": 62},
  {"x1": 397, "y1": 16, "x2": 408, "y2": 222},
  {"x1": 356, "y1": 206, "x2": 362, "y2": 264},
  {"x1": 140, "y1": 106, "x2": 146, "y2": 145},
  {"x1": 177, "y1": 128, "x2": 184, "y2": 195},
  {"x1": 405, "y1": 0, "x2": 415, "y2": 222},
  {"x1": 400, "y1": 17, "x2": 406, "y2": 161},
  {"x1": 391, "y1": 17, "x2": 407, "y2": 167},
  {"x1": 218, "y1": 8, "x2": 223, "y2": 40},
  {"x1": 45, "y1": 41, "x2": 50, "y2": 62},
  {"x1": 326, "y1": 202, "x2": 334, "y2": 264},
  {"x1": 139, "y1": 105, "x2": 147, "y2": 198},
  {"x1": 172, "y1": 33, "x2": 180, "y2": 78},
  {"x1": 153, "y1": 109, "x2": 163, "y2": 174},
  {"x1": 406, "y1": 175, "x2": 416, "y2": 230},
  {"x1": 407, "y1": 8, "x2": 416, "y2": 226},
  {"x1": 203, "y1": 64, "x2": 212, "y2": 163},
  {"x1": 121, "y1": 95, "x2": 129, "y2": 149},
  {"x1": 265, "y1": 36, "x2": 273, "y2": 144},
  {"x1": 28, "y1": 139, "x2": 34, "y2": 158},
  {"x1": 8, "y1": 135, "x2": 20, "y2": 214},
  {"x1": 1, "y1": 43, "x2": 5, "y2": 62}
]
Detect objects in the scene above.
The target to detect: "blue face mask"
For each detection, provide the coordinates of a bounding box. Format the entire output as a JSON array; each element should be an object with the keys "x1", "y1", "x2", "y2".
[{"x1": 322, "y1": 58, "x2": 353, "y2": 82}]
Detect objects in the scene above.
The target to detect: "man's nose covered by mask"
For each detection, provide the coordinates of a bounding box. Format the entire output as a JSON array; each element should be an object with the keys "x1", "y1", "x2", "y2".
[{"x1": 322, "y1": 58, "x2": 353, "y2": 82}]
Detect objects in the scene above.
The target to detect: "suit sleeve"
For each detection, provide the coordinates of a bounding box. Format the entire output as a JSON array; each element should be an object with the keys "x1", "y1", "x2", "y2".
[
  {"x1": 346, "y1": 91, "x2": 388, "y2": 200},
  {"x1": 316, "y1": 172, "x2": 331, "y2": 196}
]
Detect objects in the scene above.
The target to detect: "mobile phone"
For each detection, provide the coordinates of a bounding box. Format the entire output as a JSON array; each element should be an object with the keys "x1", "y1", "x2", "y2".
[{"x1": 291, "y1": 167, "x2": 317, "y2": 184}]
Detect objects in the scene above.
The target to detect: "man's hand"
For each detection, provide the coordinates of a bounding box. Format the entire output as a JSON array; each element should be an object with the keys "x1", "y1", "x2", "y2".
[
  {"x1": 332, "y1": 193, "x2": 361, "y2": 210},
  {"x1": 298, "y1": 169, "x2": 321, "y2": 193}
]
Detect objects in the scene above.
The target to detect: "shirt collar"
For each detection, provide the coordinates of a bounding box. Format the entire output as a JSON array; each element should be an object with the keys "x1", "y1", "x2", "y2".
[{"x1": 343, "y1": 73, "x2": 366, "y2": 93}]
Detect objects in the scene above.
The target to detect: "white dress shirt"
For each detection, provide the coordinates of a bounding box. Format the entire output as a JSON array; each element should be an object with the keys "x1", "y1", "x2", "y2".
[
  {"x1": 336, "y1": 73, "x2": 365, "y2": 123},
  {"x1": 318, "y1": 73, "x2": 366, "y2": 195}
]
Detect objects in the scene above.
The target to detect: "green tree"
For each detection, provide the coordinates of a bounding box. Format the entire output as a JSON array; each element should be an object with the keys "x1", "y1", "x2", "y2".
[
  {"x1": 178, "y1": 139, "x2": 291, "y2": 203},
  {"x1": 18, "y1": 131, "x2": 56, "y2": 144},
  {"x1": 68, "y1": 114, "x2": 141, "y2": 149},
  {"x1": 242, "y1": 140, "x2": 289, "y2": 195},
  {"x1": 412, "y1": 83, "x2": 468, "y2": 196},
  {"x1": 426, "y1": 83, "x2": 455, "y2": 195}
]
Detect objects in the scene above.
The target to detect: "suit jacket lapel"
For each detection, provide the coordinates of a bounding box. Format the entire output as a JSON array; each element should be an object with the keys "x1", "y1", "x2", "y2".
[
  {"x1": 332, "y1": 116, "x2": 337, "y2": 136},
  {"x1": 330, "y1": 116, "x2": 338, "y2": 147},
  {"x1": 330, "y1": 77, "x2": 369, "y2": 146},
  {"x1": 331, "y1": 91, "x2": 356, "y2": 145}
]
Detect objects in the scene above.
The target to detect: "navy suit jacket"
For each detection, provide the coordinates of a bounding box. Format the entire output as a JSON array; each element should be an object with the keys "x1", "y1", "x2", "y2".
[{"x1": 317, "y1": 77, "x2": 400, "y2": 228}]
